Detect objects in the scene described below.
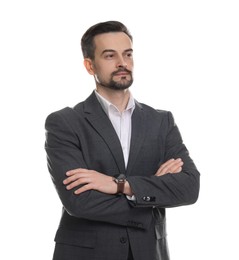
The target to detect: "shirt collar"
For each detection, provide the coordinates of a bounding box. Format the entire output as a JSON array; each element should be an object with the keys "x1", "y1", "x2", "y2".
[{"x1": 94, "y1": 90, "x2": 135, "y2": 116}]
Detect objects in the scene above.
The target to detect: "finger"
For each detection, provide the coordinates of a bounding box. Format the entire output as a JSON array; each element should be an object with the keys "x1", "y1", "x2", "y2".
[
  {"x1": 158, "y1": 159, "x2": 175, "y2": 170},
  {"x1": 63, "y1": 176, "x2": 76, "y2": 185},
  {"x1": 63, "y1": 173, "x2": 85, "y2": 184},
  {"x1": 66, "y1": 177, "x2": 90, "y2": 190},
  {"x1": 166, "y1": 158, "x2": 182, "y2": 172},
  {"x1": 66, "y1": 168, "x2": 88, "y2": 176},
  {"x1": 64, "y1": 173, "x2": 90, "y2": 187},
  {"x1": 74, "y1": 184, "x2": 93, "y2": 195},
  {"x1": 170, "y1": 160, "x2": 184, "y2": 173},
  {"x1": 156, "y1": 159, "x2": 175, "y2": 175},
  {"x1": 156, "y1": 158, "x2": 183, "y2": 176},
  {"x1": 64, "y1": 170, "x2": 94, "y2": 184},
  {"x1": 156, "y1": 159, "x2": 176, "y2": 175}
]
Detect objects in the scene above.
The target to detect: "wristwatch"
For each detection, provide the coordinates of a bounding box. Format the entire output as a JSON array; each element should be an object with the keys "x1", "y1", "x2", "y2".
[{"x1": 114, "y1": 174, "x2": 127, "y2": 194}]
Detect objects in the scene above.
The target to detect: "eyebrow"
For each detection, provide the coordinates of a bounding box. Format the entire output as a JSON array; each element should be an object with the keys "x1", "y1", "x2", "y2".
[{"x1": 101, "y1": 48, "x2": 133, "y2": 55}]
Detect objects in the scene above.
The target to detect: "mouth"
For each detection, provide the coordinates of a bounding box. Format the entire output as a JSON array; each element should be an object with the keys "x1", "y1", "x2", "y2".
[
  {"x1": 113, "y1": 69, "x2": 131, "y2": 77},
  {"x1": 114, "y1": 72, "x2": 129, "y2": 77}
]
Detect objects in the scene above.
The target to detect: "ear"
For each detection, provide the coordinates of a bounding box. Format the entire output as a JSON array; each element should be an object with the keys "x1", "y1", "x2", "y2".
[{"x1": 84, "y1": 58, "x2": 95, "y2": 75}]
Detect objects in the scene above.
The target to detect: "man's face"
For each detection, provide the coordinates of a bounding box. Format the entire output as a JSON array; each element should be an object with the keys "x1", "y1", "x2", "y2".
[{"x1": 91, "y1": 32, "x2": 134, "y2": 90}]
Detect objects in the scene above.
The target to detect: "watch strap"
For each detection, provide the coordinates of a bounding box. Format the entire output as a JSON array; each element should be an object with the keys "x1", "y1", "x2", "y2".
[{"x1": 114, "y1": 174, "x2": 126, "y2": 194}]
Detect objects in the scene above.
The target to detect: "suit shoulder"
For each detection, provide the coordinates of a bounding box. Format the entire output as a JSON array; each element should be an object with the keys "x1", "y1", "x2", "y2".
[
  {"x1": 45, "y1": 103, "x2": 84, "y2": 130},
  {"x1": 46, "y1": 107, "x2": 73, "y2": 121},
  {"x1": 46, "y1": 100, "x2": 84, "y2": 119},
  {"x1": 137, "y1": 102, "x2": 172, "y2": 117}
]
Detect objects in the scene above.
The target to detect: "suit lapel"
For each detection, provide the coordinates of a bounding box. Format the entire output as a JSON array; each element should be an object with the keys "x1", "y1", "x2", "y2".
[
  {"x1": 82, "y1": 92, "x2": 126, "y2": 174},
  {"x1": 126, "y1": 102, "x2": 146, "y2": 175}
]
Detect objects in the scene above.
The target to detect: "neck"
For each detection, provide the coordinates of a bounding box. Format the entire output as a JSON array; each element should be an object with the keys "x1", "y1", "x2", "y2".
[{"x1": 96, "y1": 87, "x2": 130, "y2": 112}]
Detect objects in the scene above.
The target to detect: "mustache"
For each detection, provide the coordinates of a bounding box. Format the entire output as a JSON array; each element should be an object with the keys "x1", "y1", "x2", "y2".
[{"x1": 112, "y1": 68, "x2": 132, "y2": 76}]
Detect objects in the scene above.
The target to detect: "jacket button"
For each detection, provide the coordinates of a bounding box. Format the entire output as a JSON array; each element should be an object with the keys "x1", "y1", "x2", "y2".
[
  {"x1": 120, "y1": 237, "x2": 127, "y2": 244},
  {"x1": 142, "y1": 196, "x2": 156, "y2": 202},
  {"x1": 143, "y1": 196, "x2": 151, "y2": 202}
]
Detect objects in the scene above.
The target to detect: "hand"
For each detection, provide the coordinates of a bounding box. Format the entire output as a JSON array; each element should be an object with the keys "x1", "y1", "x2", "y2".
[
  {"x1": 155, "y1": 158, "x2": 183, "y2": 176},
  {"x1": 63, "y1": 168, "x2": 117, "y2": 195}
]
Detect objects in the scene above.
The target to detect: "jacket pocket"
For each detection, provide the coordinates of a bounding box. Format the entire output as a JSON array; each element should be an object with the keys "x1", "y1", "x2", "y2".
[{"x1": 54, "y1": 227, "x2": 97, "y2": 248}]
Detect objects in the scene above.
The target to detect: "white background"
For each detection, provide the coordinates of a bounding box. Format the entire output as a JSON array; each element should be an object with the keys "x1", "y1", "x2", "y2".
[{"x1": 1, "y1": 0, "x2": 239, "y2": 259}]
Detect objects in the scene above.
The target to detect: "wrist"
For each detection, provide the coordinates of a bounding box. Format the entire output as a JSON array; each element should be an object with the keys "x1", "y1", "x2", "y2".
[
  {"x1": 123, "y1": 181, "x2": 133, "y2": 196},
  {"x1": 113, "y1": 174, "x2": 133, "y2": 196},
  {"x1": 113, "y1": 174, "x2": 126, "y2": 194}
]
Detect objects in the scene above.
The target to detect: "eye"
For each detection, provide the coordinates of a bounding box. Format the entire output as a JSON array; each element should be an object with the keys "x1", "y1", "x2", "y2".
[
  {"x1": 125, "y1": 52, "x2": 133, "y2": 58},
  {"x1": 104, "y1": 53, "x2": 115, "y2": 59}
]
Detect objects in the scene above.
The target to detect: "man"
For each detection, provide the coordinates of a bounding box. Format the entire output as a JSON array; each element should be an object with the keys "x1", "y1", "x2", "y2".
[{"x1": 45, "y1": 21, "x2": 200, "y2": 260}]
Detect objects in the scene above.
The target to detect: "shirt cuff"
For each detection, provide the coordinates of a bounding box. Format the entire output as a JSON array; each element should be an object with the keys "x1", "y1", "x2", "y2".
[{"x1": 126, "y1": 195, "x2": 136, "y2": 201}]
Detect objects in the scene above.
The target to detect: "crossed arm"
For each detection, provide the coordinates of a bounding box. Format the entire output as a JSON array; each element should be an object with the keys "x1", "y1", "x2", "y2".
[{"x1": 63, "y1": 158, "x2": 184, "y2": 196}]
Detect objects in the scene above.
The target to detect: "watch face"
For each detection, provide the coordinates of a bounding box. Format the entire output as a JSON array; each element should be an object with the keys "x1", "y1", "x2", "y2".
[
  {"x1": 114, "y1": 174, "x2": 126, "y2": 183},
  {"x1": 118, "y1": 174, "x2": 126, "y2": 180}
]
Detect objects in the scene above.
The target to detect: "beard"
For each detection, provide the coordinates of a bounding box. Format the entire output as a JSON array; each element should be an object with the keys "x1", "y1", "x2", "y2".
[{"x1": 95, "y1": 68, "x2": 133, "y2": 90}]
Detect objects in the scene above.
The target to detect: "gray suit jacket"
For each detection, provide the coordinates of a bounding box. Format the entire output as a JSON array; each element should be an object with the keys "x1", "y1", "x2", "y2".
[{"x1": 45, "y1": 91, "x2": 200, "y2": 260}]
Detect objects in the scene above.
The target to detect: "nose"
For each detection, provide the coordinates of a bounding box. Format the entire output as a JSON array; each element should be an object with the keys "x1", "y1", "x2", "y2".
[{"x1": 117, "y1": 56, "x2": 127, "y2": 68}]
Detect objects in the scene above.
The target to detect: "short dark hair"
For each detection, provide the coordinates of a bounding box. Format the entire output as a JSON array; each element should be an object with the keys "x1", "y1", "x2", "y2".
[{"x1": 81, "y1": 21, "x2": 133, "y2": 60}]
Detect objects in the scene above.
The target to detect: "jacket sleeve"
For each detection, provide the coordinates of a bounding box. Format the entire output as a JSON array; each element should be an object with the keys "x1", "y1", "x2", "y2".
[
  {"x1": 45, "y1": 109, "x2": 152, "y2": 230},
  {"x1": 127, "y1": 111, "x2": 200, "y2": 208}
]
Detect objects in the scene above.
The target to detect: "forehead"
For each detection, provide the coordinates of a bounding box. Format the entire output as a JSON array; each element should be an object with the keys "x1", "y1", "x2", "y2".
[{"x1": 93, "y1": 32, "x2": 133, "y2": 54}]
